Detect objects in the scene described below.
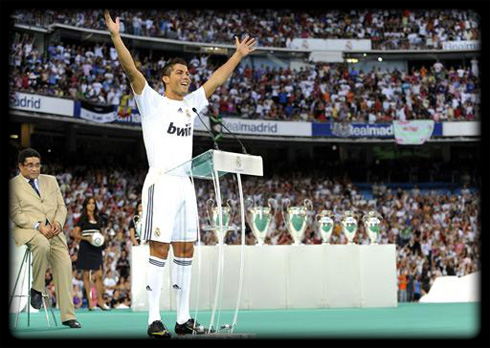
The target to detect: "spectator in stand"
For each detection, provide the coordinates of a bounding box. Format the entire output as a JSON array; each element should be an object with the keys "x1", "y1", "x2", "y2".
[
  {"x1": 12, "y1": 9, "x2": 480, "y2": 50},
  {"x1": 72, "y1": 285, "x2": 84, "y2": 309},
  {"x1": 128, "y1": 201, "x2": 143, "y2": 246},
  {"x1": 413, "y1": 274, "x2": 423, "y2": 301},
  {"x1": 103, "y1": 269, "x2": 118, "y2": 298},
  {"x1": 10, "y1": 30, "x2": 481, "y2": 122},
  {"x1": 115, "y1": 248, "x2": 131, "y2": 281}
]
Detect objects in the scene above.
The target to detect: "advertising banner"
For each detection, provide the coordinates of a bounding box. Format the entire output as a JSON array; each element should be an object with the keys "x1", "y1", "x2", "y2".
[
  {"x1": 290, "y1": 39, "x2": 372, "y2": 51},
  {"x1": 10, "y1": 92, "x2": 74, "y2": 117},
  {"x1": 442, "y1": 40, "x2": 480, "y2": 51},
  {"x1": 442, "y1": 121, "x2": 480, "y2": 136},
  {"x1": 221, "y1": 118, "x2": 311, "y2": 137},
  {"x1": 312, "y1": 122, "x2": 442, "y2": 139},
  {"x1": 10, "y1": 93, "x2": 471, "y2": 142},
  {"x1": 393, "y1": 120, "x2": 435, "y2": 145},
  {"x1": 313, "y1": 123, "x2": 394, "y2": 138}
]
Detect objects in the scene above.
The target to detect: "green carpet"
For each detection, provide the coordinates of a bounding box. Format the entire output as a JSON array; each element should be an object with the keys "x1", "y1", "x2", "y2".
[{"x1": 8, "y1": 302, "x2": 480, "y2": 339}]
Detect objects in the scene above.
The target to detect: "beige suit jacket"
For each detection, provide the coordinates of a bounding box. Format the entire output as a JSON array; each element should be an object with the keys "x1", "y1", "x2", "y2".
[{"x1": 9, "y1": 174, "x2": 67, "y2": 247}]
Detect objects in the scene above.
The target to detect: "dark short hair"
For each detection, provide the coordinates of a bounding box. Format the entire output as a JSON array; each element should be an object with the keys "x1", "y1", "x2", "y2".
[
  {"x1": 162, "y1": 57, "x2": 188, "y2": 78},
  {"x1": 18, "y1": 148, "x2": 41, "y2": 164}
]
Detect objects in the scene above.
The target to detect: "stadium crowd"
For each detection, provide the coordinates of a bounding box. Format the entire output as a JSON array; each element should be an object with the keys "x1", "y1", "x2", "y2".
[
  {"x1": 10, "y1": 33, "x2": 481, "y2": 122},
  {"x1": 9, "y1": 162, "x2": 480, "y2": 308},
  {"x1": 9, "y1": 7, "x2": 482, "y2": 307},
  {"x1": 12, "y1": 9, "x2": 480, "y2": 50}
]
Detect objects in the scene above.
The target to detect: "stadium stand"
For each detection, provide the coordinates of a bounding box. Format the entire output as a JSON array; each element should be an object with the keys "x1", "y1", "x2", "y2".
[{"x1": 8, "y1": 7, "x2": 481, "y2": 310}]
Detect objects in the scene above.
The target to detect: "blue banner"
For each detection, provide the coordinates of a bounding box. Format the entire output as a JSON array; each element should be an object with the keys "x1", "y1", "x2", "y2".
[{"x1": 312, "y1": 122, "x2": 442, "y2": 138}]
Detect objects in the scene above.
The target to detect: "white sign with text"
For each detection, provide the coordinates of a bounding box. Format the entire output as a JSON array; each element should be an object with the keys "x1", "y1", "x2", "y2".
[{"x1": 10, "y1": 92, "x2": 74, "y2": 117}]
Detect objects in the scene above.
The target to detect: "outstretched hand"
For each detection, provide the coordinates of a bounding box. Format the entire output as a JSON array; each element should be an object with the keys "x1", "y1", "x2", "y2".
[
  {"x1": 104, "y1": 10, "x2": 120, "y2": 36},
  {"x1": 234, "y1": 35, "x2": 256, "y2": 58}
]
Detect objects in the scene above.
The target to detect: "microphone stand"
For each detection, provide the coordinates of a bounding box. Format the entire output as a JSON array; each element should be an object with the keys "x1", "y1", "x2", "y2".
[
  {"x1": 212, "y1": 116, "x2": 248, "y2": 155},
  {"x1": 192, "y1": 107, "x2": 219, "y2": 150}
]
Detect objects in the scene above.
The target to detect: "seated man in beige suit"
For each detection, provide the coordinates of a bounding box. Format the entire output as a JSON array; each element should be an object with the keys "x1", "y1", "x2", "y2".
[{"x1": 9, "y1": 148, "x2": 81, "y2": 328}]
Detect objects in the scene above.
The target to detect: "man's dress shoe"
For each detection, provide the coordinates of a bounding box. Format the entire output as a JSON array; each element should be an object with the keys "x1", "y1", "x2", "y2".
[
  {"x1": 30, "y1": 288, "x2": 43, "y2": 310},
  {"x1": 62, "y1": 320, "x2": 82, "y2": 328}
]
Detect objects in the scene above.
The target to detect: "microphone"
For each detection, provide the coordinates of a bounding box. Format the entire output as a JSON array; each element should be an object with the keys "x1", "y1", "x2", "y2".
[{"x1": 192, "y1": 107, "x2": 219, "y2": 150}]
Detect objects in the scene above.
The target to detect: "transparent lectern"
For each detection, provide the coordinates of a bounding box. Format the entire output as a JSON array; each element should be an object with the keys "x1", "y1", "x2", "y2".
[{"x1": 166, "y1": 149, "x2": 263, "y2": 336}]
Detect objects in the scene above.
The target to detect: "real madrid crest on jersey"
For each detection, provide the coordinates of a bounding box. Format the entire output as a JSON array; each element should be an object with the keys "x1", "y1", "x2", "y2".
[
  {"x1": 155, "y1": 227, "x2": 161, "y2": 237},
  {"x1": 185, "y1": 108, "x2": 191, "y2": 119}
]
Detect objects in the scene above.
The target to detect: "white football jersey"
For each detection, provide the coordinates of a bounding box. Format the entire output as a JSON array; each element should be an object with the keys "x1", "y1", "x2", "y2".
[{"x1": 133, "y1": 81, "x2": 209, "y2": 171}]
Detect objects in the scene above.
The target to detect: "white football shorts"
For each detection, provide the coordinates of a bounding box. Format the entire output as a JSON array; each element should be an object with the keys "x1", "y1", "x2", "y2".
[{"x1": 140, "y1": 168, "x2": 198, "y2": 243}]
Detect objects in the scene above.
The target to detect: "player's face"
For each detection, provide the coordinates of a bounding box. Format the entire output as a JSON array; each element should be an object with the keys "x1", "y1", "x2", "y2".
[{"x1": 164, "y1": 64, "x2": 190, "y2": 97}]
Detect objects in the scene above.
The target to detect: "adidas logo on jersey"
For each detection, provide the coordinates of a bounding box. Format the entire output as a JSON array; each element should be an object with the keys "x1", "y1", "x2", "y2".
[{"x1": 167, "y1": 122, "x2": 192, "y2": 137}]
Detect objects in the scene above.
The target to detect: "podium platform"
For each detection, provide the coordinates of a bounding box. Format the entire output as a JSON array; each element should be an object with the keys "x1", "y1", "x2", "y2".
[{"x1": 131, "y1": 243, "x2": 398, "y2": 311}]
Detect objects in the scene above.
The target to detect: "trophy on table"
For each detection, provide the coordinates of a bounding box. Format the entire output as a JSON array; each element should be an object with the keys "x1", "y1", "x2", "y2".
[
  {"x1": 206, "y1": 198, "x2": 233, "y2": 244},
  {"x1": 315, "y1": 210, "x2": 335, "y2": 244},
  {"x1": 282, "y1": 198, "x2": 313, "y2": 245},
  {"x1": 340, "y1": 210, "x2": 359, "y2": 244},
  {"x1": 245, "y1": 198, "x2": 277, "y2": 245},
  {"x1": 362, "y1": 210, "x2": 383, "y2": 244}
]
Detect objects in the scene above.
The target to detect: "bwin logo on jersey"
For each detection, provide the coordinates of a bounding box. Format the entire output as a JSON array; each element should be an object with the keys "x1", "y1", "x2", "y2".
[{"x1": 167, "y1": 122, "x2": 192, "y2": 137}]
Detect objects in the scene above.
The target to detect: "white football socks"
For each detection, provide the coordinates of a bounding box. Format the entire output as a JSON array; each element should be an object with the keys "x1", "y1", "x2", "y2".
[
  {"x1": 172, "y1": 257, "x2": 193, "y2": 325},
  {"x1": 147, "y1": 256, "x2": 166, "y2": 325}
]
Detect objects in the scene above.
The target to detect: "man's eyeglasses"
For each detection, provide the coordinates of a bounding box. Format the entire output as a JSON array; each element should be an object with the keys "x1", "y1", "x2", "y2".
[{"x1": 23, "y1": 163, "x2": 42, "y2": 169}]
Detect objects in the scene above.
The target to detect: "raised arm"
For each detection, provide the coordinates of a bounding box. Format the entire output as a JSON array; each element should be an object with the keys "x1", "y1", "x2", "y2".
[
  {"x1": 105, "y1": 10, "x2": 146, "y2": 95},
  {"x1": 202, "y1": 36, "x2": 256, "y2": 99}
]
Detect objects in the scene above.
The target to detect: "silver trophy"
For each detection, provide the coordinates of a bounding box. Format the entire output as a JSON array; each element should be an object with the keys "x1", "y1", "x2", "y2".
[
  {"x1": 315, "y1": 210, "x2": 335, "y2": 244},
  {"x1": 340, "y1": 210, "x2": 359, "y2": 244},
  {"x1": 206, "y1": 198, "x2": 233, "y2": 244},
  {"x1": 362, "y1": 211, "x2": 383, "y2": 244},
  {"x1": 281, "y1": 198, "x2": 313, "y2": 245},
  {"x1": 245, "y1": 198, "x2": 277, "y2": 245}
]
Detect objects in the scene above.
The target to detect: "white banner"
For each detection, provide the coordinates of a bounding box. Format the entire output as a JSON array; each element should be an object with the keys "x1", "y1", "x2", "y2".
[
  {"x1": 393, "y1": 120, "x2": 434, "y2": 145},
  {"x1": 80, "y1": 108, "x2": 118, "y2": 123},
  {"x1": 290, "y1": 39, "x2": 372, "y2": 51},
  {"x1": 221, "y1": 118, "x2": 311, "y2": 137},
  {"x1": 10, "y1": 92, "x2": 74, "y2": 117},
  {"x1": 194, "y1": 116, "x2": 310, "y2": 137},
  {"x1": 309, "y1": 51, "x2": 344, "y2": 63},
  {"x1": 442, "y1": 40, "x2": 480, "y2": 51},
  {"x1": 443, "y1": 121, "x2": 480, "y2": 136}
]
